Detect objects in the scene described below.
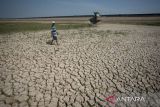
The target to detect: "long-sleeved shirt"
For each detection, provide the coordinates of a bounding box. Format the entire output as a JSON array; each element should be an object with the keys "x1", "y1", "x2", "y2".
[{"x1": 51, "y1": 26, "x2": 57, "y2": 36}]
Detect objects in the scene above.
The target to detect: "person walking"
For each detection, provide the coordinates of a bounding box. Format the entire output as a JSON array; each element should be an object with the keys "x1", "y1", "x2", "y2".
[{"x1": 51, "y1": 21, "x2": 58, "y2": 45}]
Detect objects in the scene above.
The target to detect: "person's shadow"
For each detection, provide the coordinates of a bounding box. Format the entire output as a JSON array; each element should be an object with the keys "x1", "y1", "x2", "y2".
[{"x1": 46, "y1": 40, "x2": 52, "y2": 45}]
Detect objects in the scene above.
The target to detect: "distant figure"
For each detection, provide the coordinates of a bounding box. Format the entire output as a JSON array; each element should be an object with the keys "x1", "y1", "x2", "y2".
[
  {"x1": 90, "y1": 12, "x2": 100, "y2": 24},
  {"x1": 51, "y1": 21, "x2": 58, "y2": 45}
]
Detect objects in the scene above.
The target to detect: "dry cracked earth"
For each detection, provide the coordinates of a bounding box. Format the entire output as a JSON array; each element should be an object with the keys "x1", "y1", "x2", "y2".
[{"x1": 0, "y1": 24, "x2": 160, "y2": 107}]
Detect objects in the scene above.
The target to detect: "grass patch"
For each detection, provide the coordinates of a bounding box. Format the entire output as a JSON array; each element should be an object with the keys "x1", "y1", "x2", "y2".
[
  {"x1": 139, "y1": 22, "x2": 160, "y2": 26},
  {"x1": 0, "y1": 22, "x2": 91, "y2": 34},
  {"x1": 109, "y1": 21, "x2": 160, "y2": 26}
]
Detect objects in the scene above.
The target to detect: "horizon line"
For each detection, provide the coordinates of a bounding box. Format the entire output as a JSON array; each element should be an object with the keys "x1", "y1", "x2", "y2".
[{"x1": 0, "y1": 13, "x2": 160, "y2": 19}]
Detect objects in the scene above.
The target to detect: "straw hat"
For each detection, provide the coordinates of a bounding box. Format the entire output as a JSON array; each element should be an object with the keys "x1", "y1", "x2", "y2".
[{"x1": 52, "y1": 21, "x2": 55, "y2": 23}]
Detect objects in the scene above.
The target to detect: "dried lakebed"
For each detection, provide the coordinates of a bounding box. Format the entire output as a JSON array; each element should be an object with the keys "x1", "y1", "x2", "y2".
[{"x1": 0, "y1": 24, "x2": 160, "y2": 107}]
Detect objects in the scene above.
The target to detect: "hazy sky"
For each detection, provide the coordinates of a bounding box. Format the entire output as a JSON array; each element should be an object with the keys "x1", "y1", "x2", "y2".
[{"x1": 0, "y1": 0, "x2": 160, "y2": 18}]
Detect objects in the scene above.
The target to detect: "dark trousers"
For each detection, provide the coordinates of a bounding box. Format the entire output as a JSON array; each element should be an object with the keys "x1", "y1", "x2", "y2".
[{"x1": 51, "y1": 36, "x2": 58, "y2": 45}]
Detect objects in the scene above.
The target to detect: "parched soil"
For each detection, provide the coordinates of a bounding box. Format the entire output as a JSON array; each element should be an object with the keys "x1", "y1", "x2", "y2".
[{"x1": 0, "y1": 24, "x2": 160, "y2": 107}]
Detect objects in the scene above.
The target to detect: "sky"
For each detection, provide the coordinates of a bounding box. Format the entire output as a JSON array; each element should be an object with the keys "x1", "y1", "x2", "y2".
[{"x1": 0, "y1": 0, "x2": 160, "y2": 18}]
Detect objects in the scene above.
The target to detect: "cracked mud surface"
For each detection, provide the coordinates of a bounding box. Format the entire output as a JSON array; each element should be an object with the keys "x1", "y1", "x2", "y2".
[{"x1": 0, "y1": 24, "x2": 160, "y2": 107}]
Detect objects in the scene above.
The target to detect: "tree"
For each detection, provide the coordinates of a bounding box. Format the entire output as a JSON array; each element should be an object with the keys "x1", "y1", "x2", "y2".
[{"x1": 90, "y1": 12, "x2": 101, "y2": 24}]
